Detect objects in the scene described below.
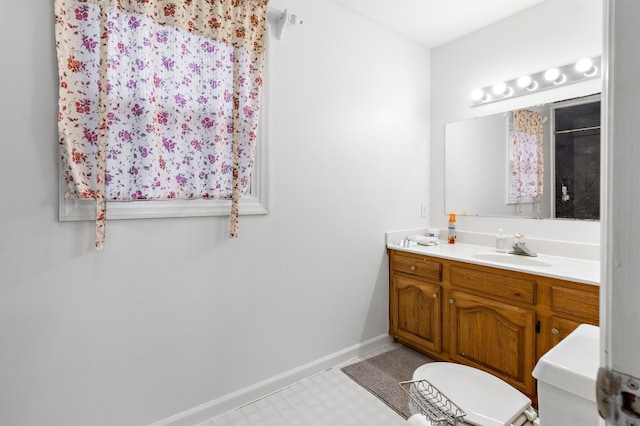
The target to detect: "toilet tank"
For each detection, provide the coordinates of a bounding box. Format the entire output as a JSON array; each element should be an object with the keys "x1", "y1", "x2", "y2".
[{"x1": 533, "y1": 324, "x2": 601, "y2": 426}]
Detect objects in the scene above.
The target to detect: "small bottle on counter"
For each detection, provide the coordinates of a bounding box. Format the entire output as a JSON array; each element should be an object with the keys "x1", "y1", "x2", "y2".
[
  {"x1": 496, "y1": 228, "x2": 508, "y2": 253},
  {"x1": 447, "y1": 213, "x2": 457, "y2": 244}
]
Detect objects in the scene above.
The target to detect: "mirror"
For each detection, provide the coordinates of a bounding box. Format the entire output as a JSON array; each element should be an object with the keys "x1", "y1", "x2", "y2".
[{"x1": 445, "y1": 94, "x2": 601, "y2": 220}]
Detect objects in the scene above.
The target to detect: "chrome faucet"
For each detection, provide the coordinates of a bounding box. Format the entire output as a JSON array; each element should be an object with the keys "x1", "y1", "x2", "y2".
[{"x1": 510, "y1": 233, "x2": 537, "y2": 257}]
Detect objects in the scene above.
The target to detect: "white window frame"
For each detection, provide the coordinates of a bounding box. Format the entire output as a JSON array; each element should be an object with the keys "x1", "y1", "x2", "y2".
[{"x1": 59, "y1": 24, "x2": 272, "y2": 222}]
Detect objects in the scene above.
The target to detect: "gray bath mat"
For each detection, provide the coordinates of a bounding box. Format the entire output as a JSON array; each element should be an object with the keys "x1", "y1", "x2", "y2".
[{"x1": 340, "y1": 345, "x2": 434, "y2": 419}]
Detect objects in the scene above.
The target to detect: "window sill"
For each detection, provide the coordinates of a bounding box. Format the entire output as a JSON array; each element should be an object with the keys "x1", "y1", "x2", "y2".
[{"x1": 59, "y1": 194, "x2": 268, "y2": 222}]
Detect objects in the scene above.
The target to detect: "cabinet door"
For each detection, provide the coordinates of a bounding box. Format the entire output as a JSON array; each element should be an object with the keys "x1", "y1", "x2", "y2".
[
  {"x1": 538, "y1": 316, "x2": 598, "y2": 358},
  {"x1": 390, "y1": 274, "x2": 441, "y2": 353},
  {"x1": 549, "y1": 316, "x2": 586, "y2": 346},
  {"x1": 537, "y1": 283, "x2": 600, "y2": 358},
  {"x1": 449, "y1": 290, "x2": 536, "y2": 395}
]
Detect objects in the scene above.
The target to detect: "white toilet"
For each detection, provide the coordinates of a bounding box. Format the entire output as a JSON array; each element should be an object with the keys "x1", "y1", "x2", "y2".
[
  {"x1": 406, "y1": 324, "x2": 600, "y2": 426},
  {"x1": 532, "y1": 324, "x2": 600, "y2": 426},
  {"x1": 406, "y1": 362, "x2": 539, "y2": 426}
]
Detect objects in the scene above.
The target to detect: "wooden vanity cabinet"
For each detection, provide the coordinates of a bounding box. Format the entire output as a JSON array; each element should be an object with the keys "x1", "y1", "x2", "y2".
[
  {"x1": 536, "y1": 279, "x2": 600, "y2": 359},
  {"x1": 387, "y1": 248, "x2": 599, "y2": 400},
  {"x1": 388, "y1": 251, "x2": 443, "y2": 353},
  {"x1": 446, "y1": 263, "x2": 538, "y2": 394},
  {"x1": 390, "y1": 276, "x2": 442, "y2": 353}
]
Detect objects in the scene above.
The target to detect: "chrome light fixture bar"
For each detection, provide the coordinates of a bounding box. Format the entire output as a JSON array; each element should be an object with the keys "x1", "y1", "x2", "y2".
[{"x1": 470, "y1": 56, "x2": 601, "y2": 107}]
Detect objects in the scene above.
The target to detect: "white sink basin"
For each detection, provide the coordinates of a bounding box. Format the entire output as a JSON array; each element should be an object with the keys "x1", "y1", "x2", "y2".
[{"x1": 473, "y1": 253, "x2": 551, "y2": 267}]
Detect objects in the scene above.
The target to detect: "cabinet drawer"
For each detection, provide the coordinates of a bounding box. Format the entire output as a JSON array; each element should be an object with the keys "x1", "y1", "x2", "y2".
[
  {"x1": 450, "y1": 266, "x2": 536, "y2": 305},
  {"x1": 551, "y1": 285, "x2": 599, "y2": 319},
  {"x1": 392, "y1": 253, "x2": 442, "y2": 282}
]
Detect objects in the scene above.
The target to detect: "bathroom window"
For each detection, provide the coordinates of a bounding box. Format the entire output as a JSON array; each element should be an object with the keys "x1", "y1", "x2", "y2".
[
  {"x1": 58, "y1": 87, "x2": 270, "y2": 221},
  {"x1": 58, "y1": 4, "x2": 272, "y2": 227}
]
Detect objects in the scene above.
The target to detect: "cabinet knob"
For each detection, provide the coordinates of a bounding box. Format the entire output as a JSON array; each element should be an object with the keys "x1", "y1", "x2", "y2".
[
  {"x1": 410, "y1": 265, "x2": 417, "y2": 271},
  {"x1": 449, "y1": 298, "x2": 454, "y2": 305},
  {"x1": 433, "y1": 293, "x2": 438, "y2": 299},
  {"x1": 551, "y1": 328, "x2": 559, "y2": 335}
]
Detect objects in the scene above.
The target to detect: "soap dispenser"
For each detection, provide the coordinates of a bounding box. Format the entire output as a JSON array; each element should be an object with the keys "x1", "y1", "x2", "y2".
[
  {"x1": 496, "y1": 228, "x2": 508, "y2": 253},
  {"x1": 447, "y1": 213, "x2": 457, "y2": 244}
]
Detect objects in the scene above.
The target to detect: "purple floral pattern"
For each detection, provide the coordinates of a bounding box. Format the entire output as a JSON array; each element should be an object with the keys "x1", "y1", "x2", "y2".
[{"x1": 55, "y1": 0, "x2": 269, "y2": 249}]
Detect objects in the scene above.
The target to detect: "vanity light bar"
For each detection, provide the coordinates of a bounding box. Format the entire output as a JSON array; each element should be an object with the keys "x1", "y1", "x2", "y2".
[{"x1": 470, "y1": 56, "x2": 602, "y2": 107}]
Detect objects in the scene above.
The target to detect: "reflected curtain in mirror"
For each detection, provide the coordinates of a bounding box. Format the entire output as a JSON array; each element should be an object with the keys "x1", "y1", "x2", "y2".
[
  {"x1": 509, "y1": 110, "x2": 544, "y2": 214},
  {"x1": 55, "y1": 0, "x2": 269, "y2": 249}
]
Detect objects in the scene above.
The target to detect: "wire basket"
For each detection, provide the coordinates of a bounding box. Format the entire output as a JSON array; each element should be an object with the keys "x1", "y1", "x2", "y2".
[{"x1": 399, "y1": 379, "x2": 466, "y2": 426}]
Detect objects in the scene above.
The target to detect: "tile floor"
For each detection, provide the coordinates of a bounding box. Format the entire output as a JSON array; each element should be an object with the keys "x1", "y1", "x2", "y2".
[{"x1": 200, "y1": 344, "x2": 408, "y2": 426}]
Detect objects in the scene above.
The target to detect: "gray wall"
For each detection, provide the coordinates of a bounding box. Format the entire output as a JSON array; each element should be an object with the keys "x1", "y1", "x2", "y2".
[
  {"x1": 430, "y1": 0, "x2": 603, "y2": 243},
  {"x1": 0, "y1": 0, "x2": 430, "y2": 424}
]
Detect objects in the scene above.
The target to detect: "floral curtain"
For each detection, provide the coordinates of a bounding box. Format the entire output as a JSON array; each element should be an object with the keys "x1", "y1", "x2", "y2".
[
  {"x1": 510, "y1": 109, "x2": 544, "y2": 213},
  {"x1": 55, "y1": 0, "x2": 269, "y2": 249}
]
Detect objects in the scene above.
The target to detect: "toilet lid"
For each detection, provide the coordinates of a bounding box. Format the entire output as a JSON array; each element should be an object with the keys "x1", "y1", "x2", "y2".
[{"x1": 412, "y1": 362, "x2": 532, "y2": 426}]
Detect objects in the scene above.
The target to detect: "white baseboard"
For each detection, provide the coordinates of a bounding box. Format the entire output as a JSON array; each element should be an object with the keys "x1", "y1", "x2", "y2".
[{"x1": 148, "y1": 333, "x2": 393, "y2": 426}]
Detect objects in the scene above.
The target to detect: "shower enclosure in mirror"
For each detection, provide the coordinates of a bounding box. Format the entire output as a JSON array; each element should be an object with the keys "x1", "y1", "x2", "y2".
[
  {"x1": 445, "y1": 94, "x2": 600, "y2": 220},
  {"x1": 553, "y1": 98, "x2": 601, "y2": 219}
]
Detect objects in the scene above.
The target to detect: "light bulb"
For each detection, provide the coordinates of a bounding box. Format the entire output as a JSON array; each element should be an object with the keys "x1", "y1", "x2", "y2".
[
  {"x1": 575, "y1": 58, "x2": 593, "y2": 73},
  {"x1": 516, "y1": 75, "x2": 538, "y2": 91},
  {"x1": 544, "y1": 68, "x2": 566, "y2": 84},
  {"x1": 470, "y1": 89, "x2": 485, "y2": 101},
  {"x1": 544, "y1": 68, "x2": 561, "y2": 81},
  {"x1": 492, "y1": 82, "x2": 507, "y2": 95},
  {"x1": 576, "y1": 58, "x2": 598, "y2": 77},
  {"x1": 517, "y1": 75, "x2": 532, "y2": 88}
]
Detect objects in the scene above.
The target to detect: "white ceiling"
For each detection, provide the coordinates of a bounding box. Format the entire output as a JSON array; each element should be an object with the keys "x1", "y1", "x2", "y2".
[{"x1": 328, "y1": 0, "x2": 545, "y2": 48}]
